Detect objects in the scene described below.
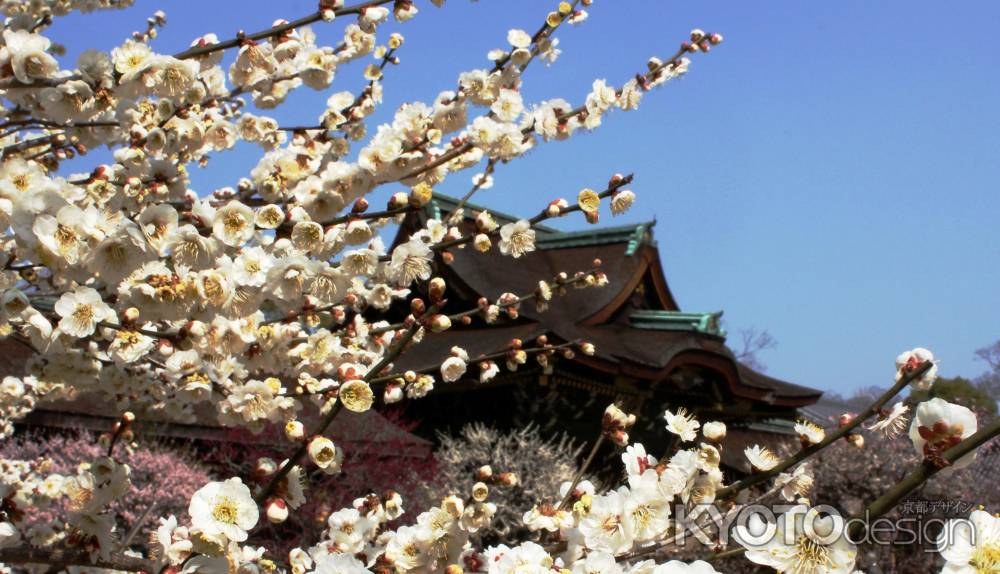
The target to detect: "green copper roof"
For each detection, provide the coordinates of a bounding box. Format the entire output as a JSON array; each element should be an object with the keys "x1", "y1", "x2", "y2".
[
  {"x1": 629, "y1": 310, "x2": 726, "y2": 337},
  {"x1": 535, "y1": 221, "x2": 656, "y2": 253}
]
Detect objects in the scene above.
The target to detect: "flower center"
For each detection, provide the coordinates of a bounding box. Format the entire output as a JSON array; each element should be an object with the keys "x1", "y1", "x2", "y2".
[
  {"x1": 55, "y1": 224, "x2": 77, "y2": 251},
  {"x1": 12, "y1": 174, "x2": 30, "y2": 191},
  {"x1": 602, "y1": 514, "x2": 622, "y2": 534},
  {"x1": 972, "y1": 542, "x2": 1000, "y2": 574},
  {"x1": 72, "y1": 304, "x2": 94, "y2": 327},
  {"x1": 314, "y1": 446, "x2": 334, "y2": 464},
  {"x1": 223, "y1": 212, "x2": 246, "y2": 235},
  {"x1": 126, "y1": 54, "x2": 146, "y2": 69},
  {"x1": 211, "y1": 497, "x2": 239, "y2": 525},
  {"x1": 793, "y1": 535, "x2": 833, "y2": 573},
  {"x1": 630, "y1": 504, "x2": 654, "y2": 529}
]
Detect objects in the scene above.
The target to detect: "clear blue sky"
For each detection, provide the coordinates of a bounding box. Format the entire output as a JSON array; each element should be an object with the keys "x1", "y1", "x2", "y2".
[{"x1": 45, "y1": 1, "x2": 1000, "y2": 395}]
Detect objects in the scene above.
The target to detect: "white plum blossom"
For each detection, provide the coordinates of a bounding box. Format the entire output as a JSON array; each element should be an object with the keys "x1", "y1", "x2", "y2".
[
  {"x1": 213, "y1": 201, "x2": 256, "y2": 247},
  {"x1": 389, "y1": 238, "x2": 433, "y2": 285},
  {"x1": 579, "y1": 489, "x2": 632, "y2": 554},
  {"x1": 3, "y1": 29, "x2": 59, "y2": 83},
  {"x1": 744, "y1": 445, "x2": 780, "y2": 472},
  {"x1": 441, "y1": 355, "x2": 467, "y2": 382},
  {"x1": 736, "y1": 505, "x2": 857, "y2": 574},
  {"x1": 314, "y1": 553, "x2": 372, "y2": 574},
  {"x1": 895, "y1": 347, "x2": 938, "y2": 390},
  {"x1": 664, "y1": 408, "x2": 700, "y2": 442},
  {"x1": 795, "y1": 420, "x2": 826, "y2": 445},
  {"x1": 54, "y1": 287, "x2": 115, "y2": 337},
  {"x1": 188, "y1": 478, "x2": 258, "y2": 542},
  {"x1": 868, "y1": 402, "x2": 910, "y2": 438},
  {"x1": 908, "y1": 397, "x2": 978, "y2": 470},
  {"x1": 937, "y1": 509, "x2": 1000, "y2": 574},
  {"x1": 498, "y1": 219, "x2": 536, "y2": 258}
]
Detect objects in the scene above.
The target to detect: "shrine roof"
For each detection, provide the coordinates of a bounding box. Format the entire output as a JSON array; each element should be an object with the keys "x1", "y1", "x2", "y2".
[{"x1": 392, "y1": 195, "x2": 823, "y2": 407}]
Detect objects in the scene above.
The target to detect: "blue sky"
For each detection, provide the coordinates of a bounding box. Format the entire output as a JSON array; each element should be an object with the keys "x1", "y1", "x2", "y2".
[{"x1": 45, "y1": 1, "x2": 1000, "y2": 395}]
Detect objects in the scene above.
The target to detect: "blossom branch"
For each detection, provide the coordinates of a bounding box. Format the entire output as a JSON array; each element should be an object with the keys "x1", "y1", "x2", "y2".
[
  {"x1": 390, "y1": 29, "x2": 710, "y2": 185},
  {"x1": 850, "y1": 413, "x2": 1000, "y2": 537},
  {"x1": 254, "y1": 302, "x2": 441, "y2": 503},
  {"x1": 170, "y1": 0, "x2": 395, "y2": 61},
  {"x1": 714, "y1": 361, "x2": 934, "y2": 500},
  {"x1": 370, "y1": 265, "x2": 604, "y2": 335},
  {"x1": 556, "y1": 434, "x2": 605, "y2": 510},
  {"x1": 364, "y1": 341, "x2": 580, "y2": 387}
]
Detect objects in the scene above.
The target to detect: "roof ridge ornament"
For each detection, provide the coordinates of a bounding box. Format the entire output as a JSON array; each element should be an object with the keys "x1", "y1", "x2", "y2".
[{"x1": 628, "y1": 309, "x2": 726, "y2": 337}]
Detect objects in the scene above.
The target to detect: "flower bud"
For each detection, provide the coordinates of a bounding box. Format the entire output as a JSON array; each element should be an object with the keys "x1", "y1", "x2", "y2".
[
  {"x1": 474, "y1": 233, "x2": 492, "y2": 252},
  {"x1": 384, "y1": 383, "x2": 404, "y2": 404},
  {"x1": 703, "y1": 421, "x2": 727, "y2": 442},
  {"x1": 546, "y1": 198, "x2": 568, "y2": 218},
  {"x1": 410, "y1": 298, "x2": 426, "y2": 316},
  {"x1": 266, "y1": 498, "x2": 289, "y2": 523},
  {"x1": 498, "y1": 472, "x2": 518, "y2": 487},
  {"x1": 428, "y1": 277, "x2": 447, "y2": 302},
  {"x1": 429, "y1": 314, "x2": 452, "y2": 333},
  {"x1": 254, "y1": 457, "x2": 277, "y2": 478},
  {"x1": 846, "y1": 434, "x2": 865, "y2": 449},
  {"x1": 285, "y1": 420, "x2": 305, "y2": 441},
  {"x1": 476, "y1": 465, "x2": 493, "y2": 480},
  {"x1": 157, "y1": 339, "x2": 174, "y2": 357},
  {"x1": 388, "y1": 191, "x2": 408, "y2": 210}
]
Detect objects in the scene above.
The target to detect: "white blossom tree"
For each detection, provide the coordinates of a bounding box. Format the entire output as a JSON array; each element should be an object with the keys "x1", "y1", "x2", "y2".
[{"x1": 0, "y1": 1, "x2": 998, "y2": 573}]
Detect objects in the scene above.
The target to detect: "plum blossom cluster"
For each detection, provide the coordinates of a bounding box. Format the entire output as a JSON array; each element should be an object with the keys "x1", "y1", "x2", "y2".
[
  {"x1": 0, "y1": 0, "x2": 671, "y2": 439},
  {"x1": 0, "y1": 0, "x2": 729, "y2": 568},
  {"x1": 0, "y1": 442, "x2": 132, "y2": 559},
  {"x1": 3, "y1": 1, "x2": 995, "y2": 574}
]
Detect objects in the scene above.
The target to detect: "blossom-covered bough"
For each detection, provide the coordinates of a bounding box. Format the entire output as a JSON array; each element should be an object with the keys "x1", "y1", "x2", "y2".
[{"x1": 0, "y1": 1, "x2": 997, "y2": 573}]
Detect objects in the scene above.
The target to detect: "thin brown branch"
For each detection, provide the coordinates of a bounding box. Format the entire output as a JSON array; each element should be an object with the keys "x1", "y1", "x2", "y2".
[
  {"x1": 171, "y1": 0, "x2": 393, "y2": 61},
  {"x1": 714, "y1": 361, "x2": 933, "y2": 500},
  {"x1": 557, "y1": 434, "x2": 605, "y2": 510}
]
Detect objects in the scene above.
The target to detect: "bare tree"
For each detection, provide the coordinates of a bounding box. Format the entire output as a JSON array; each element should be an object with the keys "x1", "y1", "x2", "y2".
[
  {"x1": 733, "y1": 327, "x2": 778, "y2": 372},
  {"x1": 975, "y1": 339, "x2": 1000, "y2": 370},
  {"x1": 974, "y1": 339, "x2": 1000, "y2": 400}
]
